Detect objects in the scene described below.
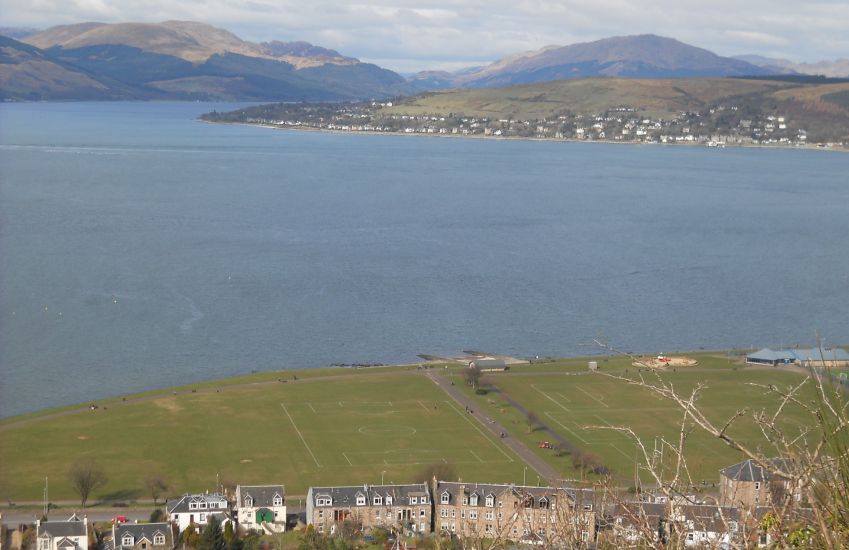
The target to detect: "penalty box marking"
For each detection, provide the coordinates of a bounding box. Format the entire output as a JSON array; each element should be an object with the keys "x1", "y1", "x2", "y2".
[
  {"x1": 280, "y1": 403, "x2": 321, "y2": 467},
  {"x1": 531, "y1": 384, "x2": 571, "y2": 412},
  {"x1": 442, "y1": 400, "x2": 515, "y2": 463}
]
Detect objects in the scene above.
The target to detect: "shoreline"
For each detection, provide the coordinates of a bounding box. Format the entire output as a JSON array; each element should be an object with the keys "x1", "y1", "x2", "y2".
[{"x1": 202, "y1": 119, "x2": 849, "y2": 153}]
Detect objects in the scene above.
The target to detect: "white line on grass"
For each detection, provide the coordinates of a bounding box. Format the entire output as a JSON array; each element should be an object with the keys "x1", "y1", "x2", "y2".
[
  {"x1": 308, "y1": 403, "x2": 317, "y2": 414},
  {"x1": 443, "y1": 400, "x2": 515, "y2": 462},
  {"x1": 556, "y1": 392, "x2": 573, "y2": 403},
  {"x1": 418, "y1": 400, "x2": 432, "y2": 412},
  {"x1": 576, "y1": 385, "x2": 608, "y2": 408},
  {"x1": 342, "y1": 452, "x2": 353, "y2": 466},
  {"x1": 609, "y1": 443, "x2": 633, "y2": 460},
  {"x1": 531, "y1": 384, "x2": 571, "y2": 412},
  {"x1": 543, "y1": 411, "x2": 591, "y2": 445},
  {"x1": 280, "y1": 403, "x2": 321, "y2": 467},
  {"x1": 469, "y1": 450, "x2": 485, "y2": 463}
]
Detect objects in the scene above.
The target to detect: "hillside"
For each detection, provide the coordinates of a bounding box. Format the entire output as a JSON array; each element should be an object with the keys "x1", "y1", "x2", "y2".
[
  {"x1": 410, "y1": 35, "x2": 774, "y2": 90},
  {"x1": 1, "y1": 21, "x2": 413, "y2": 101},
  {"x1": 735, "y1": 54, "x2": 849, "y2": 78}
]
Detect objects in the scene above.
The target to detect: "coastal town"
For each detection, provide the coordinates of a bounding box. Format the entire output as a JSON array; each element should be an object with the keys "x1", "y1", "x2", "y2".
[
  {"x1": 0, "y1": 458, "x2": 820, "y2": 550},
  {"x1": 203, "y1": 100, "x2": 846, "y2": 150}
]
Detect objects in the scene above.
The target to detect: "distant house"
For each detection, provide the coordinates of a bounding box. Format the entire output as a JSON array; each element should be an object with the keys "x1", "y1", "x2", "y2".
[
  {"x1": 306, "y1": 484, "x2": 432, "y2": 536},
  {"x1": 112, "y1": 523, "x2": 174, "y2": 550},
  {"x1": 166, "y1": 493, "x2": 230, "y2": 532},
  {"x1": 719, "y1": 458, "x2": 797, "y2": 508},
  {"x1": 36, "y1": 514, "x2": 88, "y2": 550},
  {"x1": 467, "y1": 359, "x2": 506, "y2": 371},
  {"x1": 746, "y1": 347, "x2": 849, "y2": 367},
  {"x1": 235, "y1": 485, "x2": 286, "y2": 533},
  {"x1": 746, "y1": 348, "x2": 797, "y2": 366}
]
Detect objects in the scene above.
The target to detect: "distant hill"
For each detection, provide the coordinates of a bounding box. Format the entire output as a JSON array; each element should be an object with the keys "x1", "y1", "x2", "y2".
[
  {"x1": 1, "y1": 20, "x2": 413, "y2": 101},
  {"x1": 734, "y1": 55, "x2": 849, "y2": 79},
  {"x1": 411, "y1": 34, "x2": 776, "y2": 90},
  {"x1": 0, "y1": 26, "x2": 40, "y2": 39}
]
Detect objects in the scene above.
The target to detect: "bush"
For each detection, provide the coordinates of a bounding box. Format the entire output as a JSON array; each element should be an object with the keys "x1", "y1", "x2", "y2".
[{"x1": 150, "y1": 509, "x2": 165, "y2": 522}]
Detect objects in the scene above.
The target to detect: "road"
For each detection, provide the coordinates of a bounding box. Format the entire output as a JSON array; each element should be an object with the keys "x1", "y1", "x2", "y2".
[{"x1": 423, "y1": 371, "x2": 561, "y2": 483}]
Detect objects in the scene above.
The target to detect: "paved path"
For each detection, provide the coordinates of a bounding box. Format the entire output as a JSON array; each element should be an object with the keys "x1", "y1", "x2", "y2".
[{"x1": 423, "y1": 371, "x2": 560, "y2": 483}]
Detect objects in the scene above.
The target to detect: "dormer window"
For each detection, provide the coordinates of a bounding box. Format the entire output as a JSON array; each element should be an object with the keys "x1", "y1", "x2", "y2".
[
  {"x1": 244, "y1": 497, "x2": 253, "y2": 507},
  {"x1": 470, "y1": 494, "x2": 479, "y2": 506},
  {"x1": 199, "y1": 502, "x2": 207, "y2": 509},
  {"x1": 189, "y1": 502, "x2": 198, "y2": 510},
  {"x1": 122, "y1": 536, "x2": 134, "y2": 547},
  {"x1": 385, "y1": 495, "x2": 393, "y2": 505},
  {"x1": 273, "y1": 495, "x2": 283, "y2": 507},
  {"x1": 539, "y1": 497, "x2": 549, "y2": 509},
  {"x1": 485, "y1": 495, "x2": 495, "y2": 507},
  {"x1": 441, "y1": 492, "x2": 450, "y2": 504},
  {"x1": 153, "y1": 535, "x2": 165, "y2": 546},
  {"x1": 420, "y1": 496, "x2": 428, "y2": 504},
  {"x1": 373, "y1": 495, "x2": 382, "y2": 505},
  {"x1": 410, "y1": 496, "x2": 418, "y2": 505},
  {"x1": 316, "y1": 497, "x2": 332, "y2": 507},
  {"x1": 356, "y1": 494, "x2": 366, "y2": 506}
]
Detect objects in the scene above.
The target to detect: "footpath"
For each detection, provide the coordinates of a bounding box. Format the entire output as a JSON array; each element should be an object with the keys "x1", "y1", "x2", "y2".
[{"x1": 423, "y1": 371, "x2": 560, "y2": 482}]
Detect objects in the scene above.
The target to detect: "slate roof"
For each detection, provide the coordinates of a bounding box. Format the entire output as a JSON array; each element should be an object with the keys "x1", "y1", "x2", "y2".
[
  {"x1": 235, "y1": 485, "x2": 285, "y2": 508},
  {"x1": 310, "y1": 484, "x2": 430, "y2": 507},
  {"x1": 746, "y1": 348, "x2": 796, "y2": 362},
  {"x1": 435, "y1": 481, "x2": 593, "y2": 509},
  {"x1": 720, "y1": 458, "x2": 792, "y2": 482},
  {"x1": 166, "y1": 493, "x2": 229, "y2": 514},
  {"x1": 113, "y1": 523, "x2": 173, "y2": 548},
  {"x1": 38, "y1": 516, "x2": 87, "y2": 539},
  {"x1": 790, "y1": 347, "x2": 849, "y2": 361}
]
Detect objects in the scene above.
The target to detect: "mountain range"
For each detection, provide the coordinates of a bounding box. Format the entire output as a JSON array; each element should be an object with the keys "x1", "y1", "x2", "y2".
[
  {"x1": 0, "y1": 21, "x2": 413, "y2": 101},
  {"x1": 2, "y1": 22, "x2": 847, "y2": 101}
]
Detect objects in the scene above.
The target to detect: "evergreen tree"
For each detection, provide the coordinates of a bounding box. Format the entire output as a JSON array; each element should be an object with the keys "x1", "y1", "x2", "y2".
[{"x1": 197, "y1": 517, "x2": 226, "y2": 550}]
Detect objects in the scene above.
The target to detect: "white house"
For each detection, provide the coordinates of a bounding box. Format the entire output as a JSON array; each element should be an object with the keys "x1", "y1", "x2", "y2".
[
  {"x1": 234, "y1": 485, "x2": 286, "y2": 533},
  {"x1": 36, "y1": 514, "x2": 88, "y2": 550},
  {"x1": 166, "y1": 493, "x2": 230, "y2": 532}
]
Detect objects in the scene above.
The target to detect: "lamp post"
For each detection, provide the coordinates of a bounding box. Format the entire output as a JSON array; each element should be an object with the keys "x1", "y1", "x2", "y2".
[
  {"x1": 381, "y1": 470, "x2": 386, "y2": 485},
  {"x1": 523, "y1": 467, "x2": 527, "y2": 486}
]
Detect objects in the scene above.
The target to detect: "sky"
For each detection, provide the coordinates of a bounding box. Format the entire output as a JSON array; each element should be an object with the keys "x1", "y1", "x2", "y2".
[{"x1": 2, "y1": 0, "x2": 849, "y2": 72}]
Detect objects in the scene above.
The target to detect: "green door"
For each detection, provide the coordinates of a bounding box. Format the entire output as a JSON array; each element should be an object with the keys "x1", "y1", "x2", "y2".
[{"x1": 256, "y1": 509, "x2": 274, "y2": 523}]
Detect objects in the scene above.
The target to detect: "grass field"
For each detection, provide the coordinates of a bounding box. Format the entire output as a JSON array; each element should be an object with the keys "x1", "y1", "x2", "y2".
[
  {"x1": 456, "y1": 357, "x2": 819, "y2": 485},
  {"x1": 0, "y1": 369, "x2": 525, "y2": 502}
]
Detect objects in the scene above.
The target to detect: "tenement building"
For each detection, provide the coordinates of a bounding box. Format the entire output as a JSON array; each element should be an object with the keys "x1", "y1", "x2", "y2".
[{"x1": 306, "y1": 484, "x2": 432, "y2": 535}]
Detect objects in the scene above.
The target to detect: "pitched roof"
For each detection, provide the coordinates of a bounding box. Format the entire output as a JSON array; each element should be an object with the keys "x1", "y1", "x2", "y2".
[
  {"x1": 166, "y1": 493, "x2": 229, "y2": 514},
  {"x1": 720, "y1": 458, "x2": 792, "y2": 482},
  {"x1": 113, "y1": 523, "x2": 173, "y2": 547},
  {"x1": 790, "y1": 347, "x2": 849, "y2": 361},
  {"x1": 38, "y1": 518, "x2": 87, "y2": 539},
  {"x1": 435, "y1": 481, "x2": 593, "y2": 508},
  {"x1": 746, "y1": 348, "x2": 796, "y2": 362},
  {"x1": 309, "y1": 484, "x2": 430, "y2": 507},
  {"x1": 235, "y1": 485, "x2": 285, "y2": 508}
]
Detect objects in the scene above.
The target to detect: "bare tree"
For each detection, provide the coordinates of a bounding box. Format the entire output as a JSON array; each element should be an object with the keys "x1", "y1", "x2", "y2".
[
  {"x1": 526, "y1": 411, "x2": 540, "y2": 434},
  {"x1": 67, "y1": 459, "x2": 107, "y2": 507},
  {"x1": 463, "y1": 366, "x2": 483, "y2": 392},
  {"x1": 144, "y1": 475, "x2": 170, "y2": 505}
]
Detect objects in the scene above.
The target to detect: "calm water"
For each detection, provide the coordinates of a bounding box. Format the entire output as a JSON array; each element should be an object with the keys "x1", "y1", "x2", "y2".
[{"x1": 1, "y1": 102, "x2": 847, "y2": 417}]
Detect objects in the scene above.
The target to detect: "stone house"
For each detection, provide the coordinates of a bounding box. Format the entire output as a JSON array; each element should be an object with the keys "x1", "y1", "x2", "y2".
[
  {"x1": 433, "y1": 481, "x2": 596, "y2": 546},
  {"x1": 306, "y1": 484, "x2": 431, "y2": 536},
  {"x1": 166, "y1": 493, "x2": 230, "y2": 532},
  {"x1": 719, "y1": 459, "x2": 796, "y2": 508}
]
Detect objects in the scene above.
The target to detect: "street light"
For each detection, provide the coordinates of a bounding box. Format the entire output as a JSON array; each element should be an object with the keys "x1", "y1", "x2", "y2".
[
  {"x1": 523, "y1": 466, "x2": 527, "y2": 486},
  {"x1": 381, "y1": 470, "x2": 386, "y2": 485}
]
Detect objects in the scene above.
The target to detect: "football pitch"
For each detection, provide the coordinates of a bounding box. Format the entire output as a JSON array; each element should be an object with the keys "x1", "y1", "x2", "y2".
[
  {"x1": 0, "y1": 370, "x2": 525, "y2": 501},
  {"x1": 459, "y1": 364, "x2": 819, "y2": 484}
]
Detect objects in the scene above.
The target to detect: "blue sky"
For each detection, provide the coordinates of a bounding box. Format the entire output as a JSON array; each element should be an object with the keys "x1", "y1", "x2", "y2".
[{"x1": 3, "y1": 0, "x2": 848, "y2": 72}]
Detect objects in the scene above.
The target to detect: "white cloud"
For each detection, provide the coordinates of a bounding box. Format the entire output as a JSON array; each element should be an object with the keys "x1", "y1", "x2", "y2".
[{"x1": 2, "y1": 0, "x2": 848, "y2": 71}]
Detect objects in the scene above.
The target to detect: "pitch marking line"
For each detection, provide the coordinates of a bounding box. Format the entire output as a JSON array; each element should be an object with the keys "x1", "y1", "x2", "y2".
[
  {"x1": 576, "y1": 385, "x2": 608, "y2": 408},
  {"x1": 531, "y1": 384, "x2": 571, "y2": 412},
  {"x1": 469, "y1": 450, "x2": 485, "y2": 463},
  {"x1": 609, "y1": 443, "x2": 633, "y2": 460},
  {"x1": 543, "y1": 411, "x2": 590, "y2": 445},
  {"x1": 556, "y1": 392, "x2": 572, "y2": 403},
  {"x1": 280, "y1": 403, "x2": 321, "y2": 467},
  {"x1": 342, "y1": 452, "x2": 353, "y2": 466},
  {"x1": 418, "y1": 400, "x2": 432, "y2": 412},
  {"x1": 308, "y1": 402, "x2": 317, "y2": 414},
  {"x1": 443, "y1": 400, "x2": 514, "y2": 462}
]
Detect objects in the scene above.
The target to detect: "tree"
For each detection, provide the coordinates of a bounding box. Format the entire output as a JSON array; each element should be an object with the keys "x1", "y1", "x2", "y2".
[
  {"x1": 197, "y1": 516, "x2": 225, "y2": 550},
  {"x1": 525, "y1": 410, "x2": 540, "y2": 433},
  {"x1": 416, "y1": 461, "x2": 458, "y2": 484},
  {"x1": 145, "y1": 475, "x2": 169, "y2": 505},
  {"x1": 67, "y1": 459, "x2": 108, "y2": 508},
  {"x1": 182, "y1": 524, "x2": 200, "y2": 549},
  {"x1": 463, "y1": 366, "x2": 482, "y2": 391}
]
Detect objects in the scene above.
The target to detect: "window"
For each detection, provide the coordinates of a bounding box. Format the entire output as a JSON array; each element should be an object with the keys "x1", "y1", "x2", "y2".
[
  {"x1": 199, "y1": 513, "x2": 206, "y2": 522},
  {"x1": 189, "y1": 503, "x2": 197, "y2": 510},
  {"x1": 441, "y1": 492, "x2": 450, "y2": 504},
  {"x1": 539, "y1": 497, "x2": 549, "y2": 509},
  {"x1": 420, "y1": 496, "x2": 428, "y2": 504},
  {"x1": 460, "y1": 510, "x2": 465, "y2": 519},
  {"x1": 469, "y1": 510, "x2": 478, "y2": 520},
  {"x1": 485, "y1": 495, "x2": 494, "y2": 507},
  {"x1": 755, "y1": 482, "x2": 761, "y2": 491},
  {"x1": 462, "y1": 496, "x2": 468, "y2": 505},
  {"x1": 410, "y1": 496, "x2": 417, "y2": 505},
  {"x1": 420, "y1": 522, "x2": 425, "y2": 532},
  {"x1": 273, "y1": 496, "x2": 283, "y2": 507},
  {"x1": 469, "y1": 494, "x2": 479, "y2": 506},
  {"x1": 244, "y1": 497, "x2": 253, "y2": 507},
  {"x1": 451, "y1": 509, "x2": 455, "y2": 518},
  {"x1": 199, "y1": 503, "x2": 207, "y2": 510},
  {"x1": 153, "y1": 535, "x2": 165, "y2": 546},
  {"x1": 583, "y1": 504, "x2": 593, "y2": 511},
  {"x1": 373, "y1": 495, "x2": 382, "y2": 505},
  {"x1": 420, "y1": 509, "x2": 426, "y2": 517},
  {"x1": 441, "y1": 510, "x2": 448, "y2": 518},
  {"x1": 385, "y1": 496, "x2": 393, "y2": 505},
  {"x1": 317, "y1": 526, "x2": 324, "y2": 534},
  {"x1": 581, "y1": 531, "x2": 589, "y2": 542},
  {"x1": 122, "y1": 536, "x2": 134, "y2": 546},
  {"x1": 40, "y1": 540, "x2": 50, "y2": 550},
  {"x1": 497, "y1": 512, "x2": 503, "y2": 520},
  {"x1": 484, "y1": 511, "x2": 493, "y2": 520},
  {"x1": 356, "y1": 495, "x2": 366, "y2": 506},
  {"x1": 318, "y1": 510, "x2": 324, "y2": 519},
  {"x1": 317, "y1": 497, "x2": 332, "y2": 507}
]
